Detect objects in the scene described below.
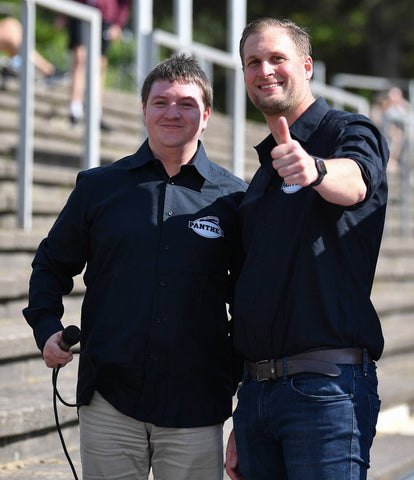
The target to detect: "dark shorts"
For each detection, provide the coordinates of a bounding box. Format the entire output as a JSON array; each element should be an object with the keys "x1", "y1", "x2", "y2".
[{"x1": 69, "y1": 18, "x2": 111, "y2": 55}]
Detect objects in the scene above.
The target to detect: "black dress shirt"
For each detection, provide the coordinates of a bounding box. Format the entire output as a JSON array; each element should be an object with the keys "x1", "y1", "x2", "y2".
[
  {"x1": 234, "y1": 98, "x2": 389, "y2": 362},
  {"x1": 24, "y1": 140, "x2": 247, "y2": 428}
]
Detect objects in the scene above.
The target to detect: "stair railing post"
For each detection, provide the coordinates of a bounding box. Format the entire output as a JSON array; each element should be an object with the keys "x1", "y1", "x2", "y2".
[
  {"x1": 135, "y1": 0, "x2": 153, "y2": 93},
  {"x1": 83, "y1": 13, "x2": 101, "y2": 170},
  {"x1": 228, "y1": 0, "x2": 246, "y2": 179},
  {"x1": 17, "y1": 0, "x2": 36, "y2": 230}
]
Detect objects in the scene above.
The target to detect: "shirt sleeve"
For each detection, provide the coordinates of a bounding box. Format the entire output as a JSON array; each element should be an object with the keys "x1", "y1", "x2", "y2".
[
  {"x1": 22, "y1": 172, "x2": 90, "y2": 351},
  {"x1": 332, "y1": 115, "x2": 389, "y2": 202},
  {"x1": 114, "y1": 0, "x2": 131, "y2": 27}
]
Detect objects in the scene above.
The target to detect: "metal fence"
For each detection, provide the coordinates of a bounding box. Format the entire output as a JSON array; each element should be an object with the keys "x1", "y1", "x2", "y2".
[{"x1": 19, "y1": 0, "x2": 101, "y2": 229}]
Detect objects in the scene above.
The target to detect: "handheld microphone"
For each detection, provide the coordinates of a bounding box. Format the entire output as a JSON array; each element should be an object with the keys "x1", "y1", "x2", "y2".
[{"x1": 59, "y1": 325, "x2": 81, "y2": 352}]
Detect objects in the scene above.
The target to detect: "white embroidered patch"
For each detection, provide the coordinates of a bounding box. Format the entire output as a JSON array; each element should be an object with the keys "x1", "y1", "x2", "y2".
[
  {"x1": 281, "y1": 182, "x2": 302, "y2": 194},
  {"x1": 188, "y1": 216, "x2": 224, "y2": 239}
]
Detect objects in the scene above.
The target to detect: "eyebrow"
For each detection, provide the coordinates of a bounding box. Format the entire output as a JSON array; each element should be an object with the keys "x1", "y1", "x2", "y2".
[{"x1": 151, "y1": 95, "x2": 198, "y2": 102}]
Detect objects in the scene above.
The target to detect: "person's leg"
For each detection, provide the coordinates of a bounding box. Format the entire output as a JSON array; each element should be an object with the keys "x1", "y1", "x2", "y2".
[
  {"x1": 150, "y1": 423, "x2": 224, "y2": 480},
  {"x1": 233, "y1": 378, "x2": 287, "y2": 480},
  {"x1": 68, "y1": 19, "x2": 86, "y2": 124},
  {"x1": 69, "y1": 44, "x2": 86, "y2": 123},
  {"x1": 275, "y1": 363, "x2": 381, "y2": 480},
  {"x1": 31, "y1": 50, "x2": 55, "y2": 77},
  {"x1": 98, "y1": 53, "x2": 114, "y2": 131},
  {"x1": 79, "y1": 391, "x2": 151, "y2": 480},
  {"x1": 99, "y1": 23, "x2": 114, "y2": 132}
]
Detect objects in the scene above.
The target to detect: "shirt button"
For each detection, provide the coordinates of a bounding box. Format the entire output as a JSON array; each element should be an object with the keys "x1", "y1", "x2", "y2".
[
  {"x1": 168, "y1": 210, "x2": 174, "y2": 216},
  {"x1": 162, "y1": 245, "x2": 169, "y2": 251},
  {"x1": 160, "y1": 280, "x2": 166, "y2": 287}
]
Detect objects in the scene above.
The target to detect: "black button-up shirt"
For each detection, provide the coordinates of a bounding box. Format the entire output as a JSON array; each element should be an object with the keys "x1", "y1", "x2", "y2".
[
  {"x1": 234, "y1": 98, "x2": 389, "y2": 362},
  {"x1": 24, "y1": 140, "x2": 247, "y2": 428}
]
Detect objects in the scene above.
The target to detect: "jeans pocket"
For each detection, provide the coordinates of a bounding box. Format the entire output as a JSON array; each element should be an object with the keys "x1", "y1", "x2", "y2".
[
  {"x1": 290, "y1": 372, "x2": 353, "y2": 401},
  {"x1": 368, "y1": 394, "x2": 381, "y2": 436}
]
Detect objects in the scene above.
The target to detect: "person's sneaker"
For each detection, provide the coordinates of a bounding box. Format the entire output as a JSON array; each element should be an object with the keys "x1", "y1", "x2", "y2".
[
  {"x1": 69, "y1": 114, "x2": 83, "y2": 126},
  {"x1": 100, "y1": 119, "x2": 114, "y2": 132}
]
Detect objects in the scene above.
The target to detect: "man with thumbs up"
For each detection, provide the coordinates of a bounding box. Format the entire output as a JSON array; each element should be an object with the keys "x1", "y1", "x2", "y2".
[{"x1": 226, "y1": 17, "x2": 389, "y2": 480}]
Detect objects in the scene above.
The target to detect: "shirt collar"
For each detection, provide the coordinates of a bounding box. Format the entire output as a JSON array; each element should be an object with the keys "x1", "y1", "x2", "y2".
[
  {"x1": 255, "y1": 97, "x2": 330, "y2": 165},
  {"x1": 127, "y1": 139, "x2": 213, "y2": 183}
]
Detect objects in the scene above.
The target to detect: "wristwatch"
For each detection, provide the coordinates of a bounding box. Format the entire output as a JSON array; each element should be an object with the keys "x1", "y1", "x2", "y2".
[{"x1": 310, "y1": 156, "x2": 327, "y2": 187}]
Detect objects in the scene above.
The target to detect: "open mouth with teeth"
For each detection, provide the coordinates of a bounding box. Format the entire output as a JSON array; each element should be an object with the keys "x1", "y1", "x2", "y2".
[{"x1": 260, "y1": 82, "x2": 283, "y2": 89}]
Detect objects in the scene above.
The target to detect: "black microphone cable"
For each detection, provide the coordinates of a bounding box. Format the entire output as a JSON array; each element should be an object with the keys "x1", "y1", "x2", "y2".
[{"x1": 52, "y1": 325, "x2": 82, "y2": 480}]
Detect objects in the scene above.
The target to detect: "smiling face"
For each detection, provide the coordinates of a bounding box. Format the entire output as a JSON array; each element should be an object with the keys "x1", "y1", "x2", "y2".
[
  {"x1": 242, "y1": 26, "x2": 314, "y2": 123},
  {"x1": 143, "y1": 79, "x2": 210, "y2": 160}
]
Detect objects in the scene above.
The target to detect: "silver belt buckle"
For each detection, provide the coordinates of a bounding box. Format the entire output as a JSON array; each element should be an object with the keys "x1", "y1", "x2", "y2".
[{"x1": 256, "y1": 359, "x2": 276, "y2": 382}]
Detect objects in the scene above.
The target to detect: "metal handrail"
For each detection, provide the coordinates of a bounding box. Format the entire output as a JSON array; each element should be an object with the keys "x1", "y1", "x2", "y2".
[
  {"x1": 18, "y1": 0, "x2": 101, "y2": 229},
  {"x1": 135, "y1": 0, "x2": 247, "y2": 179}
]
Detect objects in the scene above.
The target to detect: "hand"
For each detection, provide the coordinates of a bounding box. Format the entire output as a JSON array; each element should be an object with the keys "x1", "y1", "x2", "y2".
[
  {"x1": 106, "y1": 24, "x2": 122, "y2": 41},
  {"x1": 270, "y1": 116, "x2": 318, "y2": 187},
  {"x1": 42, "y1": 331, "x2": 73, "y2": 369},
  {"x1": 226, "y1": 429, "x2": 244, "y2": 480}
]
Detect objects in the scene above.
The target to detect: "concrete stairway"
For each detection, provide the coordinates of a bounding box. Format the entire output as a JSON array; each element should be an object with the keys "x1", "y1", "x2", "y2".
[{"x1": 1, "y1": 75, "x2": 414, "y2": 480}]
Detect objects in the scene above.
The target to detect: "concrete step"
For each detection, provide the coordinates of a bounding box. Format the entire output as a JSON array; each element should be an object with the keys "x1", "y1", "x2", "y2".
[
  {"x1": 0, "y1": 362, "x2": 80, "y2": 464},
  {"x1": 369, "y1": 431, "x2": 414, "y2": 480},
  {"x1": 0, "y1": 432, "x2": 413, "y2": 480},
  {"x1": 372, "y1": 282, "x2": 414, "y2": 317},
  {"x1": 381, "y1": 311, "x2": 414, "y2": 357}
]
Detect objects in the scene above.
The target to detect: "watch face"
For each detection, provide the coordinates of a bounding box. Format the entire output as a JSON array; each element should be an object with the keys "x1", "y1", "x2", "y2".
[
  {"x1": 317, "y1": 158, "x2": 327, "y2": 174},
  {"x1": 310, "y1": 157, "x2": 327, "y2": 187}
]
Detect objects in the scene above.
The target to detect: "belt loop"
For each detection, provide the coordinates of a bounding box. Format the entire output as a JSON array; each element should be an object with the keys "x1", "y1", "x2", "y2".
[
  {"x1": 362, "y1": 348, "x2": 368, "y2": 376},
  {"x1": 282, "y1": 357, "x2": 288, "y2": 384}
]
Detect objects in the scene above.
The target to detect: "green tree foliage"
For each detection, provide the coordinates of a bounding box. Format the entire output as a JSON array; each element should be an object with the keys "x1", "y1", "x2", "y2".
[
  {"x1": 4, "y1": 0, "x2": 414, "y2": 114},
  {"x1": 245, "y1": 0, "x2": 414, "y2": 79}
]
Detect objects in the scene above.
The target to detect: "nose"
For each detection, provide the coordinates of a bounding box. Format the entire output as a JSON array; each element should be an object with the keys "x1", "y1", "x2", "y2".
[
  {"x1": 164, "y1": 103, "x2": 180, "y2": 118},
  {"x1": 258, "y1": 60, "x2": 274, "y2": 77}
]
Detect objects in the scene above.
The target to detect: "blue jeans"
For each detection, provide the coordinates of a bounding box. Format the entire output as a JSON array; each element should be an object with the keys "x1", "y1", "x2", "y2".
[{"x1": 233, "y1": 363, "x2": 380, "y2": 480}]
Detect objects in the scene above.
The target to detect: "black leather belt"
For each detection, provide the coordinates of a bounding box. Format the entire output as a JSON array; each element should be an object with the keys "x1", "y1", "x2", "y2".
[{"x1": 246, "y1": 348, "x2": 373, "y2": 382}]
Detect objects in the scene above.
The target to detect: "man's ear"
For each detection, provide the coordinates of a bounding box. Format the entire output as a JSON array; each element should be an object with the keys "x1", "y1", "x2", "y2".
[
  {"x1": 304, "y1": 56, "x2": 313, "y2": 80},
  {"x1": 201, "y1": 106, "x2": 211, "y2": 131}
]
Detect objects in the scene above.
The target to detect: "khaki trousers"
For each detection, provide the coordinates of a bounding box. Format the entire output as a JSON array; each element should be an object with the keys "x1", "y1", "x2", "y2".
[{"x1": 79, "y1": 391, "x2": 224, "y2": 480}]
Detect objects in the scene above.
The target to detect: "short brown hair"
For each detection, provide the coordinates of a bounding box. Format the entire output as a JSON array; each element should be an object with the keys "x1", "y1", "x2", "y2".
[
  {"x1": 141, "y1": 54, "x2": 213, "y2": 110},
  {"x1": 239, "y1": 17, "x2": 312, "y2": 66}
]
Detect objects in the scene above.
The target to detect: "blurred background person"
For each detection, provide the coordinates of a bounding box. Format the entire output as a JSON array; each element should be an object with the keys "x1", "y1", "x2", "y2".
[
  {"x1": 56, "y1": 0, "x2": 131, "y2": 131},
  {"x1": 371, "y1": 86, "x2": 412, "y2": 172},
  {"x1": 0, "y1": 16, "x2": 55, "y2": 78}
]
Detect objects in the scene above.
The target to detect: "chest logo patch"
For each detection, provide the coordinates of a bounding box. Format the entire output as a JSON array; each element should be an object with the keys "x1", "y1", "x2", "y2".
[
  {"x1": 281, "y1": 182, "x2": 303, "y2": 194},
  {"x1": 188, "y1": 216, "x2": 224, "y2": 239}
]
